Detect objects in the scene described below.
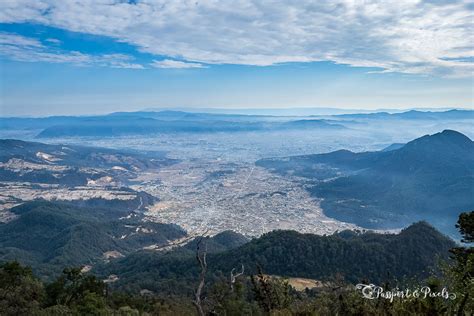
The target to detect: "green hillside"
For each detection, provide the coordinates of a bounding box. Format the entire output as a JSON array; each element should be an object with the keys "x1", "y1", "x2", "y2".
[
  {"x1": 0, "y1": 201, "x2": 186, "y2": 280},
  {"x1": 97, "y1": 221, "x2": 454, "y2": 295}
]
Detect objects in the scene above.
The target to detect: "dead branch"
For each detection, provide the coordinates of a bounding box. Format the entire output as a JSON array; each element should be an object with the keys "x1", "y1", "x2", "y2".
[
  {"x1": 230, "y1": 263, "x2": 245, "y2": 292},
  {"x1": 193, "y1": 232, "x2": 209, "y2": 316}
]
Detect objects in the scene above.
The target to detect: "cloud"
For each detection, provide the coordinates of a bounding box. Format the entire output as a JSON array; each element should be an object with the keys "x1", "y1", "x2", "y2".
[
  {"x1": 45, "y1": 38, "x2": 61, "y2": 44},
  {"x1": 0, "y1": 0, "x2": 473, "y2": 76},
  {"x1": 0, "y1": 32, "x2": 42, "y2": 47},
  {"x1": 151, "y1": 59, "x2": 205, "y2": 69},
  {"x1": 0, "y1": 32, "x2": 144, "y2": 69}
]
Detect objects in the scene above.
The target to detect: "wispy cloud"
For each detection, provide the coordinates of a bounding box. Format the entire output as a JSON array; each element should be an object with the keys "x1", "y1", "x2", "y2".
[
  {"x1": 44, "y1": 38, "x2": 61, "y2": 44},
  {"x1": 151, "y1": 59, "x2": 205, "y2": 69},
  {"x1": 0, "y1": 32, "x2": 144, "y2": 69},
  {"x1": 0, "y1": 32, "x2": 42, "y2": 47},
  {"x1": 0, "y1": 0, "x2": 473, "y2": 76}
]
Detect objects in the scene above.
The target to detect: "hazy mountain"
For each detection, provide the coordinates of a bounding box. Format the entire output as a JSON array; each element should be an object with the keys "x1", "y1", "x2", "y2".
[
  {"x1": 142, "y1": 107, "x2": 378, "y2": 116},
  {"x1": 336, "y1": 109, "x2": 474, "y2": 120},
  {"x1": 0, "y1": 116, "x2": 93, "y2": 130},
  {"x1": 143, "y1": 107, "x2": 466, "y2": 116},
  {"x1": 107, "y1": 110, "x2": 272, "y2": 122},
  {"x1": 36, "y1": 118, "x2": 266, "y2": 137},
  {"x1": 2, "y1": 109, "x2": 471, "y2": 138},
  {"x1": 257, "y1": 130, "x2": 474, "y2": 237},
  {"x1": 36, "y1": 117, "x2": 345, "y2": 138},
  {"x1": 278, "y1": 119, "x2": 346, "y2": 130}
]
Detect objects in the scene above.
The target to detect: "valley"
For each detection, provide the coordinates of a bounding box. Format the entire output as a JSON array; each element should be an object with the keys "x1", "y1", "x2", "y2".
[
  {"x1": 0, "y1": 139, "x2": 364, "y2": 237},
  {"x1": 2, "y1": 4, "x2": 473, "y2": 312},
  {"x1": 139, "y1": 162, "x2": 360, "y2": 236},
  {"x1": 0, "y1": 110, "x2": 472, "y2": 283},
  {"x1": 1, "y1": 110, "x2": 473, "y2": 241}
]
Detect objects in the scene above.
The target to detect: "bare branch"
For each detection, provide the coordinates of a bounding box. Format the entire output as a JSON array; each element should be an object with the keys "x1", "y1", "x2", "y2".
[
  {"x1": 192, "y1": 231, "x2": 209, "y2": 316},
  {"x1": 230, "y1": 263, "x2": 245, "y2": 291}
]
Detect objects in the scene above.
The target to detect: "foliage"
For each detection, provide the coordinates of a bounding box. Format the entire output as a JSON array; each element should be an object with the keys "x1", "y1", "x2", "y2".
[
  {"x1": 456, "y1": 211, "x2": 474, "y2": 243},
  {"x1": 98, "y1": 221, "x2": 454, "y2": 294},
  {"x1": 0, "y1": 212, "x2": 471, "y2": 315},
  {"x1": 0, "y1": 201, "x2": 186, "y2": 280},
  {"x1": 0, "y1": 261, "x2": 45, "y2": 316}
]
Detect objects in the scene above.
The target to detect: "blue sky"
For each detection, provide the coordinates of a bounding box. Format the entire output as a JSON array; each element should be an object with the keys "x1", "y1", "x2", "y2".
[{"x1": 0, "y1": 1, "x2": 473, "y2": 116}]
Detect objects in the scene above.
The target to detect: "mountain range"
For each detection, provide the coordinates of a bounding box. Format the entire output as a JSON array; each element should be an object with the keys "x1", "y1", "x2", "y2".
[
  {"x1": 335, "y1": 109, "x2": 474, "y2": 120},
  {"x1": 1, "y1": 109, "x2": 472, "y2": 138}
]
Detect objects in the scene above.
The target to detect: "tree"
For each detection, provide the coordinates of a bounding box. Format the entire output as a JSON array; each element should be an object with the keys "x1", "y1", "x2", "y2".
[
  {"x1": 448, "y1": 211, "x2": 474, "y2": 315},
  {"x1": 250, "y1": 265, "x2": 292, "y2": 313},
  {"x1": 0, "y1": 261, "x2": 45, "y2": 316},
  {"x1": 45, "y1": 267, "x2": 108, "y2": 314},
  {"x1": 456, "y1": 211, "x2": 474, "y2": 243}
]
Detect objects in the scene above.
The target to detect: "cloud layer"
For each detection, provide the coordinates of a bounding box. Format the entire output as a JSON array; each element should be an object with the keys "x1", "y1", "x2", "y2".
[
  {"x1": 151, "y1": 59, "x2": 205, "y2": 69},
  {"x1": 1, "y1": 0, "x2": 473, "y2": 76},
  {"x1": 0, "y1": 32, "x2": 144, "y2": 68}
]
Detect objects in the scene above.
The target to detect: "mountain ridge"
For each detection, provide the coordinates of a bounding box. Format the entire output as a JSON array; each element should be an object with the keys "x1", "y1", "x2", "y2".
[
  {"x1": 257, "y1": 130, "x2": 474, "y2": 237},
  {"x1": 97, "y1": 221, "x2": 455, "y2": 294}
]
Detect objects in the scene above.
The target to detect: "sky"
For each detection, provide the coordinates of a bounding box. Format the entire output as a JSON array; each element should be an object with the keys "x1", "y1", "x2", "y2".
[{"x1": 0, "y1": 0, "x2": 473, "y2": 116}]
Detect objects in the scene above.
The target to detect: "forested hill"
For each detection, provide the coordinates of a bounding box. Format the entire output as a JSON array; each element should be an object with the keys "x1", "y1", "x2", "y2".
[
  {"x1": 0, "y1": 201, "x2": 186, "y2": 280},
  {"x1": 0, "y1": 213, "x2": 471, "y2": 316},
  {"x1": 257, "y1": 130, "x2": 474, "y2": 237},
  {"x1": 98, "y1": 221, "x2": 454, "y2": 294}
]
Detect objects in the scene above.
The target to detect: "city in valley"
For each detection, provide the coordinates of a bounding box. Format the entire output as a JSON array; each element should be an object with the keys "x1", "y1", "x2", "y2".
[
  {"x1": 4, "y1": 116, "x2": 470, "y2": 241},
  {"x1": 1, "y1": 129, "x2": 372, "y2": 239}
]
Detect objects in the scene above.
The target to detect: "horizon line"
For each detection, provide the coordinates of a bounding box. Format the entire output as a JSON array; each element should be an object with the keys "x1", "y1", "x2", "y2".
[{"x1": 1, "y1": 106, "x2": 472, "y2": 119}]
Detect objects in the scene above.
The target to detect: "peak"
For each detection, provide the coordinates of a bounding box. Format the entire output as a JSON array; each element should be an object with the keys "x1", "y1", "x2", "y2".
[
  {"x1": 212, "y1": 230, "x2": 249, "y2": 246},
  {"x1": 400, "y1": 221, "x2": 438, "y2": 237},
  {"x1": 399, "y1": 221, "x2": 452, "y2": 241},
  {"x1": 403, "y1": 221, "x2": 435, "y2": 231},
  {"x1": 405, "y1": 130, "x2": 472, "y2": 149},
  {"x1": 432, "y1": 130, "x2": 473, "y2": 144},
  {"x1": 439, "y1": 129, "x2": 467, "y2": 137}
]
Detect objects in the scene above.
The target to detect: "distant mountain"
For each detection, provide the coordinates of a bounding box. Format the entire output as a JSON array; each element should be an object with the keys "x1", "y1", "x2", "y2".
[
  {"x1": 2, "y1": 109, "x2": 471, "y2": 138},
  {"x1": 0, "y1": 138, "x2": 173, "y2": 186},
  {"x1": 36, "y1": 118, "x2": 266, "y2": 137},
  {"x1": 36, "y1": 116, "x2": 345, "y2": 138},
  {"x1": 107, "y1": 110, "x2": 271, "y2": 122},
  {"x1": 142, "y1": 107, "x2": 378, "y2": 116},
  {"x1": 257, "y1": 130, "x2": 474, "y2": 237},
  {"x1": 0, "y1": 116, "x2": 93, "y2": 130},
  {"x1": 97, "y1": 221, "x2": 454, "y2": 294},
  {"x1": 278, "y1": 119, "x2": 346, "y2": 130},
  {"x1": 0, "y1": 139, "x2": 174, "y2": 216},
  {"x1": 142, "y1": 107, "x2": 468, "y2": 116},
  {"x1": 0, "y1": 201, "x2": 186, "y2": 280},
  {"x1": 0, "y1": 139, "x2": 169, "y2": 169},
  {"x1": 336, "y1": 109, "x2": 474, "y2": 120}
]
